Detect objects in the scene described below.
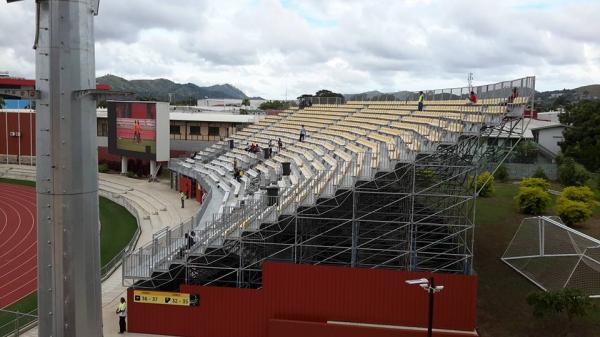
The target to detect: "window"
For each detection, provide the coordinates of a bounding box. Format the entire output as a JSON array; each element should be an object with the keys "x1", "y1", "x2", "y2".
[
  {"x1": 208, "y1": 127, "x2": 220, "y2": 136},
  {"x1": 97, "y1": 120, "x2": 107, "y2": 137},
  {"x1": 190, "y1": 126, "x2": 201, "y2": 135},
  {"x1": 170, "y1": 125, "x2": 181, "y2": 135}
]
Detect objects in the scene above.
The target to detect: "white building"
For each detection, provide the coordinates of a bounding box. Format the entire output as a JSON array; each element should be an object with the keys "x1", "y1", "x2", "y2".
[
  {"x1": 197, "y1": 98, "x2": 266, "y2": 110},
  {"x1": 530, "y1": 123, "x2": 566, "y2": 156}
]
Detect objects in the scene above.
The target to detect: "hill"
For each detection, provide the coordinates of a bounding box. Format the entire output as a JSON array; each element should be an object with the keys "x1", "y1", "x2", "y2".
[
  {"x1": 535, "y1": 84, "x2": 600, "y2": 111},
  {"x1": 97, "y1": 74, "x2": 248, "y2": 102},
  {"x1": 345, "y1": 90, "x2": 415, "y2": 101}
]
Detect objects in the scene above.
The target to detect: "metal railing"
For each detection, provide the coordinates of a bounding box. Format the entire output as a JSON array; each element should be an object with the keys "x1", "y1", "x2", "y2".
[
  {"x1": 98, "y1": 191, "x2": 143, "y2": 280},
  {"x1": 122, "y1": 159, "x2": 215, "y2": 280},
  {"x1": 0, "y1": 309, "x2": 38, "y2": 337}
]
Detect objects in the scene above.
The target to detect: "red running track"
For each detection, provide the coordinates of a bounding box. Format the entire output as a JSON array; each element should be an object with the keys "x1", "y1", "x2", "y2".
[{"x1": 0, "y1": 182, "x2": 36, "y2": 309}]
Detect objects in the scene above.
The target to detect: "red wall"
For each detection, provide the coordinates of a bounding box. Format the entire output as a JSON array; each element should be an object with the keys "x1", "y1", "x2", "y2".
[
  {"x1": 268, "y1": 319, "x2": 476, "y2": 337},
  {"x1": 127, "y1": 262, "x2": 478, "y2": 337},
  {"x1": 0, "y1": 111, "x2": 36, "y2": 158},
  {"x1": 179, "y1": 175, "x2": 192, "y2": 197}
]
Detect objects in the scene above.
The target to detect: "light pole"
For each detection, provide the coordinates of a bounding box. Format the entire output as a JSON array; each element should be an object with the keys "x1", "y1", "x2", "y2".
[{"x1": 405, "y1": 277, "x2": 444, "y2": 337}]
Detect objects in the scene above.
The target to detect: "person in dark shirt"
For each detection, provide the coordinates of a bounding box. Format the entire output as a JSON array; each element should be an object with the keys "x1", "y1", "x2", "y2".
[{"x1": 508, "y1": 87, "x2": 519, "y2": 103}]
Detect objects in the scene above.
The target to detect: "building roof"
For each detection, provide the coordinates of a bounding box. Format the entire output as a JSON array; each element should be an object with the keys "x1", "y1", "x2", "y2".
[
  {"x1": 95, "y1": 108, "x2": 259, "y2": 123},
  {"x1": 528, "y1": 120, "x2": 565, "y2": 131},
  {"x1": 486, "y1": 118, "x2": 566, "y2": 139},
  {"x1": 169, "y1": 112, "x2": 260, "y2": 123}
]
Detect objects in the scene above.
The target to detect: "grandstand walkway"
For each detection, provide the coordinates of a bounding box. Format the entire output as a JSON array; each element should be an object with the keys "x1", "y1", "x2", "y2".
[{"x1": 0, "y1": 164, "x2": 190, "y2": 337}]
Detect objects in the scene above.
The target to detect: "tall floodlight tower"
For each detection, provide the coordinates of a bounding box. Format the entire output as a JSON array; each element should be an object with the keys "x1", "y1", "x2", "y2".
[{"x1": 7, "y1": 0, "x2": 103, "y2": 335}]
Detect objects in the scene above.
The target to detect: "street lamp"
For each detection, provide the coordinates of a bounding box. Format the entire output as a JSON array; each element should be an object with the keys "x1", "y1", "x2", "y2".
[{"x1": 405, "y1": 277, "x2": 444, "y2": 337}]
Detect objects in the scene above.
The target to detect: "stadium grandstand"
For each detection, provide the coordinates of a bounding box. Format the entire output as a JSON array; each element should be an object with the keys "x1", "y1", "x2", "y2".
[{"x1": 123, "y1": 76, "x2": 535, "y2": 290}]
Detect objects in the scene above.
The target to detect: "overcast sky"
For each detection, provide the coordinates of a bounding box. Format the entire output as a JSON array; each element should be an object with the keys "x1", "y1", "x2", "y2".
[{"x1": 1, "y1": 0, "x2": 599, "y2": 98}]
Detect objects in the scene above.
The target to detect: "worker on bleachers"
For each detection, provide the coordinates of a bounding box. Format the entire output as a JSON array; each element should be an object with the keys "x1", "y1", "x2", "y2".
[
  {"x1": 188, "y1": 231, "x2": 196, "y2": 249},
  {"x1": 278, "y1": 138, "x2": 283, "y2": 152},
  {"x1": 508, "y1": 87, "x2": 519, "y2": 103},
  {"x1": 300, "y1": 125, "x2": 306, "y2": 142},
  {"x1": 468, "y1": 91, "x2": 477, "y2": 104},
  {"x1": 418, "y1": 91, "x2": 425, "y2": 111}
]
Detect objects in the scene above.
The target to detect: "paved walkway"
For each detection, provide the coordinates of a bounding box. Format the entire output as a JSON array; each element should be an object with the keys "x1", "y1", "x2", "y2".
[{"x1": 1, "y1": 164, "x2": 198, "y2": 337}]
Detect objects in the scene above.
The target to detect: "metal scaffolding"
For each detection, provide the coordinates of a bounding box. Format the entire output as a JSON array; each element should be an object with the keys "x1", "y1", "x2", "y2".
[{"x1": 126, "y1": 77, "x2": 535, "y2": 290}]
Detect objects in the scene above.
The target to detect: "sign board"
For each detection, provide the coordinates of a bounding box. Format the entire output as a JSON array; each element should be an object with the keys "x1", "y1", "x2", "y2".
[
  {"x1": 133, "y1": 290, "x2": 199, "y2": 306},
  {"x1": 107, "y1": 101, "x2": 170, "y2": 161}
]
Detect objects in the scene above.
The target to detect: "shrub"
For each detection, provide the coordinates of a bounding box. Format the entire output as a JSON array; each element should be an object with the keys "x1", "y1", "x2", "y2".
[
  {"x1": 558, "y1": 157, "x2": 590, "y2": 186},
  {"x1": 514, "y1": 141, "x2": 539, "y2": 163},
  {"x1": 520, "y1": 177, "x2": 550, "y2": 191},
  {"x1": 559, "y1": 186, "x2": 595, "y2": 208},
  {"x1": 494, "y1": 165, "x2": 509, "y2": 182},
  {"x1": 514, "y1": 186, "x2": 552, "y2": 215},
  {"x1": 527, "y1": 289, "x2": 593, "y2": 321},
  {"x1": 471, "y1": 171, "x2": 495, "y2": 197},
  {"x1": 126, "y1": 171, "x2": 136, "y2": 178},
  {"x1": 98, "y1": 163, "x2": 109, "y2": 173},
  {"x1": 532, "y1": 167, "x2": 548, "y2": 180},
  {"x1": 557, "y1": 198, "x2": 593, "y2": 226},
  {"x1": 416, "y1": 168, "x2": 437, "y2": 185}
]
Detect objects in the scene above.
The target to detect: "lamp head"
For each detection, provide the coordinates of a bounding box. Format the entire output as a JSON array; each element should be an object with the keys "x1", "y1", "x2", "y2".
[{"x1": 405, "y1": 278, "x2": 429, "y2": 285}]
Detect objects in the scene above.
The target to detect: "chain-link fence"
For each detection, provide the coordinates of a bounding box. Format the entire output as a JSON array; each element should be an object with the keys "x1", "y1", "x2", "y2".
[{"x1": 502, "y1": 216, "x2": 600, "y2": 297}]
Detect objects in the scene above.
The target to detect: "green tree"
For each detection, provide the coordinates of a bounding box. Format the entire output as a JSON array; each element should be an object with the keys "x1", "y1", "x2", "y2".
[
  {"x1": 559, "y1": 100, "x2": 600, "y2": 172},
  {"x1": 513, "y1": 141, "x2": 539, "y2": 163},
  {"x1": 527, "y1": 289, "x2": 594, "y2": 322},
  {"x1": 259, "y1": 100, "x2": 289, "y2": 110},
  {"x1": 520, "y1": 177, "x2": 550, "y2": 190},
  {"x1": 0, "y1": 96, "x2": 5, "y2": 109},
  {"x1": 531, "y1": 167, "x2": 548, "y2": 180},
  {"x1": 556, "y1": 186, "x2": 595, "y2": 226},
  {"x1": 559, "y1": 186, "x2": 595, "y2": 208},
  {"x1": 514, "y1": 186, "x2": 552, "y2": 215},
  {"x1": 470, "y1": 171, "x2": 495, "y2": 197},
  {"x1": 558, "y1": 157, "x2": 590, "y2": 186},
  {"x1": 494, "y1": 164, "x2": 509, "y2": 182},
  {"x1": 557, "y1": 199, "x2": 593, "y2": 226},
  {"x1": 241, "y1": 98, "x2": 250, "y2": 106}
]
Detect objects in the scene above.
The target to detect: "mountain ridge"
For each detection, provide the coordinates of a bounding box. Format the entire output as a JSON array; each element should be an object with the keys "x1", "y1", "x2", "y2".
[{"x1": 97, "y1": 74, "x2": 249, "y2": 102}]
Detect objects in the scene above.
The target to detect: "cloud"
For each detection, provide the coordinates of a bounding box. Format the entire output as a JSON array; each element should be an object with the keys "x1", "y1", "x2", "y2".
[{"x1": 0, "y1": 0, "x2": 599, "y2": 98}]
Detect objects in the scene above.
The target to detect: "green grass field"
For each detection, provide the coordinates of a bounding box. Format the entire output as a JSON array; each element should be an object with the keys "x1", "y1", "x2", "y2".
[
  {"x1": 0, "y1": 178, "x2": 137, "y2": 334},
  {"x1": 475, "y1": 182, "x2": 600, "y2": 337},
  {"x1": 117, "y1": 138, "x2": 156, "y2": 154}
]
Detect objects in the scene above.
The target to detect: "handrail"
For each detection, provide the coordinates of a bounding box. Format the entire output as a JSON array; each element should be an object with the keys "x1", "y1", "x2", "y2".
[
  {"x1": 98, "y1": 190, "x2": 143, "y2": 281},
  {"x1": 0, "y1": 308, "x2": 38, "y2": 337}
]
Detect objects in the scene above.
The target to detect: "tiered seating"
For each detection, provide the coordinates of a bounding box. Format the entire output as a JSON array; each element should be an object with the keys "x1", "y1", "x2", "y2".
[
  {"x1": 185, "y1": 95, "x2": 527, "y2": 230},
  {"x1": 133, "y1": 87, "x2": 536, "y2": 284}
]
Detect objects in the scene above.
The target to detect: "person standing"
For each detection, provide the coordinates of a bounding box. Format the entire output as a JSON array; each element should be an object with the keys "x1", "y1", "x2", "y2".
[
  {"x1": 180, "y1": 191, "x2": 186, "y2": 208},
  {"x1": 278, "y1": 138, "x2": 283, "y2": 152},
  {"x1": 418, "y1": 91, "x2": 425, "y2": 111},
  {"x1": 116, "y1": 297, "x2": 127, "y2": 334},
  {"x1": 299, "y1": 125, "x2": 306, "y2": 142}
]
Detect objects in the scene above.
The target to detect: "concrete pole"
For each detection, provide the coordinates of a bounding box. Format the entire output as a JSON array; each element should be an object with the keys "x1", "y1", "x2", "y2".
[
  {"x1": 121, "y1": 155, "x2": 128, "y2": 174},
  {"x1": 150, "y1": 159, "x2": 157, "y2": 178},
  {"x1": 35, "y1": 1, "x2": 103, "y2": 336}
]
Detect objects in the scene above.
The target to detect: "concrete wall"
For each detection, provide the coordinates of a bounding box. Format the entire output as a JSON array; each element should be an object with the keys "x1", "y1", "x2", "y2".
[{"x1": 535, "y1": 127, "x2": 564, "y2": 155}]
